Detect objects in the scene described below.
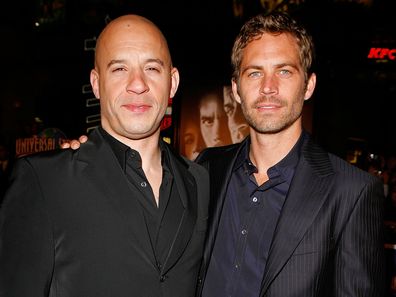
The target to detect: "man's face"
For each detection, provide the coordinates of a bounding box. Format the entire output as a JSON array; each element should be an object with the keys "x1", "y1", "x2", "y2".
[
  {"x1": 183, "y1": 122, "x2": 200, "y2": 160},
  {"x1": 232, "y1": 32, "x2": 316, "y2": 135},
  {"x1": 90, "y1": 16, "x2": 179, "y2": 141},
  {"x1": 223, "y1": 85, "x2": 249, "y2": 143},
  {"x1": 199, "y1": 93, "x2": 230, "y2": 148}
]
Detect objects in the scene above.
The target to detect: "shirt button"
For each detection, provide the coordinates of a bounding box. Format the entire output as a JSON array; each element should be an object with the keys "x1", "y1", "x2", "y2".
[
  {"x1": 241, "y1": 229, "x2": 247, "y2": 235},
  {"x1": 252, "y1": 197, "x2": 258, "y2": 203},
  {"x1": 140, "y1": 181, "x2": 147, "y2": 187},
  {"x1": 160, "y1": 275, "x2": 167, "y2": 282}
]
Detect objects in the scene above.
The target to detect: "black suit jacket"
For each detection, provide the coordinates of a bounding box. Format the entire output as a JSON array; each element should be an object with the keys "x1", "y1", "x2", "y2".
[
  {"x1": 196, "y1": 133, "x2": 386, "y2": 297},
  {"x1": 0, "y1": 128, "x2": 209, "y2": 297}
]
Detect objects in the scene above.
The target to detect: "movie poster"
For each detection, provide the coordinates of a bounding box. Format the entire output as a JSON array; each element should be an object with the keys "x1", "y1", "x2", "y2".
[{"x1": 178, "y1": 84, "x2": 249, "y2": 160}]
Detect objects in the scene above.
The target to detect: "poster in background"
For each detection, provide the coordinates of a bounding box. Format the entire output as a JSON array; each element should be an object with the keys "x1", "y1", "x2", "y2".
[{"x1": 178, "y1": 84, "x2": 249, "y2": 160}]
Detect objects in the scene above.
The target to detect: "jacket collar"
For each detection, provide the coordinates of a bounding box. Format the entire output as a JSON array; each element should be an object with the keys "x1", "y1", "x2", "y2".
[{"x1": 77, "y1": 128, "x2": 198, "y2": 275}]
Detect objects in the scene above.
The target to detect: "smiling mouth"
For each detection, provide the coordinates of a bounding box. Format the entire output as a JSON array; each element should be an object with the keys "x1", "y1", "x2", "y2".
[
  {"x1": 124, "y1": 104, "x2": 151, "y2": 112},
  {"x1": 257, "y1": 104, "x2": 280, "y2": 110}
]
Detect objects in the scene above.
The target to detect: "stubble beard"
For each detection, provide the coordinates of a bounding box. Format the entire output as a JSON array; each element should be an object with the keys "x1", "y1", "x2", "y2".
[{"x1": 240, "y1": 96, "x2": 303, "y2": 135}]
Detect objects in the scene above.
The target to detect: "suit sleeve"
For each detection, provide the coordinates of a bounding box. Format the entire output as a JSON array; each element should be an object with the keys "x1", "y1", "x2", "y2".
[
  {"x1": 335, "y1": 176, "x2": 386, "y2": 297},
  {"x1": 0, "y1": 158, "x2": 54, "y2": 297}
]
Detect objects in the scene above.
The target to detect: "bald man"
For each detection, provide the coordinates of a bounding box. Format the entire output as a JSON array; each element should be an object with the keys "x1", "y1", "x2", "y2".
[{"x1": 0, "y1": 15, "x2": 209, "y2": 297}]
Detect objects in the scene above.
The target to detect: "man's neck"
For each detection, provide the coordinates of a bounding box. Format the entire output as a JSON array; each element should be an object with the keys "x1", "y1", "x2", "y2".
[{"x1": 248, "y1": 126, "x2": 302, "y2": 176}]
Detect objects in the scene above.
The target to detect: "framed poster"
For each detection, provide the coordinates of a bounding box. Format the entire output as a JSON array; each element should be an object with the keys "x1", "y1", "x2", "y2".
[{"x1": 178, "y1": 84, "x2": 249, "y2": 160}]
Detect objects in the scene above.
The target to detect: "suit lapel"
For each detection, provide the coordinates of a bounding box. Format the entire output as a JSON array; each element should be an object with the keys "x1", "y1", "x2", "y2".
[
  {"x1": 159, "y1": 144, "x2": 197, "y2": 275},
  {"x1": 199, "y1": 142, "x2": 243, "y2": 277},
  {"x1": 260, "y1": 137, "x2": 335, "y2": 294},
  {"x1": 78, "y1": 129, "x2": 157, "y2": 269}
]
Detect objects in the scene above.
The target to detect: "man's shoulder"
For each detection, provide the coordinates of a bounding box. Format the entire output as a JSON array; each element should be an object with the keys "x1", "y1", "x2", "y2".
[
  {"x1": 14, "y1": 147, "x2": 85, "y2": 176},
  {"x1": 302, "y1": 135, "x2": 376, "y2": 183},
  {"x1": 328, "y1": 152, "x2": 376, "y2": 180},
  {"x1": 196, "y1": 142, "x2": 241, "y2": 164},
  {"x1": 17, "y1": 129, "x2": 103, "y2": 169}
]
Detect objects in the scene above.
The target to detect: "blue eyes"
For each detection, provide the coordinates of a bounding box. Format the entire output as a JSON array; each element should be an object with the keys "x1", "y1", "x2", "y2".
[
  {"x1": 248, "y1": 71, "x2": 261, "y2": 78},
  {"x1": 279, "y1": 69, "x2": 291, "y2": 75},
  {"x1": 247, "y1": 69, "x2": 292, "y2": 78}
]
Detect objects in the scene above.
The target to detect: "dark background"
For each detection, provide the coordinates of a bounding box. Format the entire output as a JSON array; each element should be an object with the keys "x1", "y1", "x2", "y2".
[{"x1": 0, "y1": 0, "x2": 395, "y2": 164}]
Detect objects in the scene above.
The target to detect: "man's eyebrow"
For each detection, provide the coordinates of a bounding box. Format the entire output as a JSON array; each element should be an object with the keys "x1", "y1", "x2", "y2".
[
  {"x1": 200, "y1": 115, "x2": 214, "y2": 121},
  {"x1": 107, "y1": 59, "x2": 126, "y2": 69},
  {"x1": 242, "y1": 62, "x2": 298, "y2": 72},
  {"x1": 146, "y1": 58, "x2": 165, "y2": 66},
  {"x1": 274, "y1": 62, "x2": 298, "y2": 69}
]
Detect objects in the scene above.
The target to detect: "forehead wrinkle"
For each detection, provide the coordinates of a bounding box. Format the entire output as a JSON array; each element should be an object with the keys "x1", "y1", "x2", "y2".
[
  {"x1": 106, "y1": 58, "x2": 165, "y2": 69},
  {"x1": 95, "y1": 15, "x2": 172, "y2": 69}
]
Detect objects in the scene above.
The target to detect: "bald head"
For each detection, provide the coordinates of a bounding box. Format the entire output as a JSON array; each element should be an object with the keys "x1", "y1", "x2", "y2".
[
  {"x1": 94, "y1": 14, "x2": 172, "y2": 71},
  {"x1": 89, "y1": 14, "x2": 180, "y2": 142}
]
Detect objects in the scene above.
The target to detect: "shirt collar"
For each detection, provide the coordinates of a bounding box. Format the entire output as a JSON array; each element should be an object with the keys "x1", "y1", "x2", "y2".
[
  {"x1": 98, "y1": 127, "x2": 168, "y2": 172},
  {"x1": 234, "y1": 137, "x2": 251, "y2": 173},
  {"x1": 234, "y1": 131, "x2": 306, "y2": 180},
  {"x1": 272, "y1": 131, "x2": 305, "y2": 172}
]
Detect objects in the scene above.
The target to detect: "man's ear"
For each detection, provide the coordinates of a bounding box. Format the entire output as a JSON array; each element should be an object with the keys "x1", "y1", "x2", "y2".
[
  {"x1": 304, "y1": 73, "x2": 316, "y2": 101},
  {"x1": 90, "y1": 69, "x2": 100, "y2": 99},
  {"x1": 231, "y1": 79, "x2": 242, "y2": 104},
  {"x1": 169, "y1": 67, "x2": 180, "y2": 99}
]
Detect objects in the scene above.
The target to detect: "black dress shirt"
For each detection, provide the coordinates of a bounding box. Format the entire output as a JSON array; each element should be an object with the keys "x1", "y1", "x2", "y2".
[
  {"x1": 202, "y1": 134, "x2": 304, "y2": 297},
  {"x1": 99, "y1": 127, "x2": 184, "y2": 270}
]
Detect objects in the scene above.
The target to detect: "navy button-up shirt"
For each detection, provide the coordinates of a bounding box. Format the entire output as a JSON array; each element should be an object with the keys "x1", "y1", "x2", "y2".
[{"x1": 202, "y1": 134, "x2": 303, "y2": 297}]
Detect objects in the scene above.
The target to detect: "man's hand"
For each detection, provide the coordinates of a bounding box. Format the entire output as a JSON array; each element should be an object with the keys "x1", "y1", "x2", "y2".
[{"x1": 61, "y1": 135, "x2": 88, "y2": 150}]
